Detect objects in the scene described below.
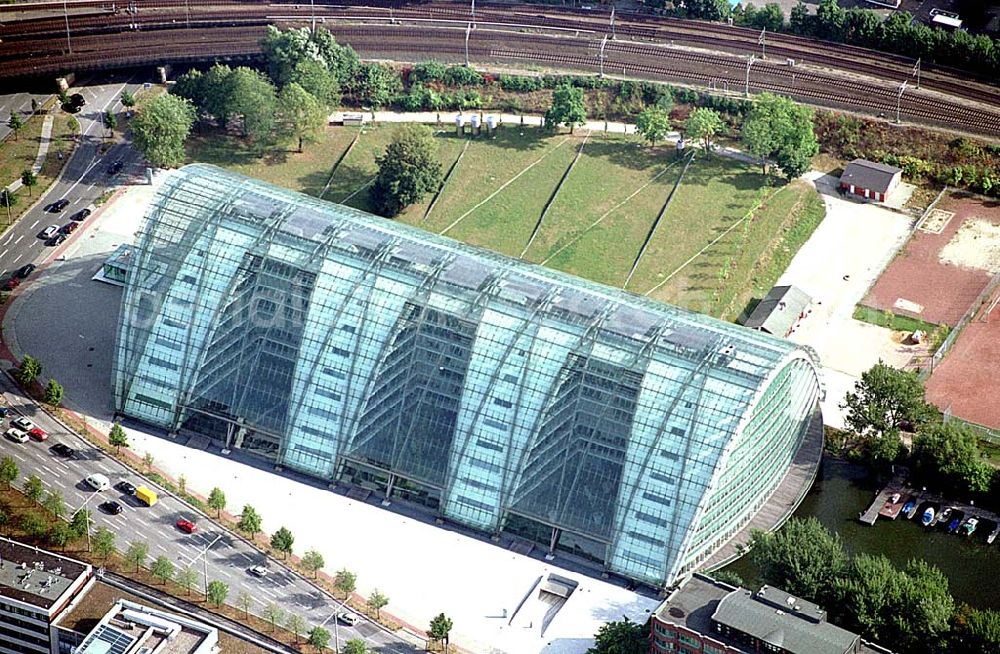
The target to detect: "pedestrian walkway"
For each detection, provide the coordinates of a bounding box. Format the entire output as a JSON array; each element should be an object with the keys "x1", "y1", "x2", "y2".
[
  {"x1": 4, "y1": 113, "x2": 54, "y2": 195},
  {"x1": 352, "y1": 109, "x2": 761, "y2": 166}
]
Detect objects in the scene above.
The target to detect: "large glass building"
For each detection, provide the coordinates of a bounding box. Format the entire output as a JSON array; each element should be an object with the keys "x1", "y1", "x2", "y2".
[{"x1": 114, "y1": 164, "x2": 823, "y2": 587}]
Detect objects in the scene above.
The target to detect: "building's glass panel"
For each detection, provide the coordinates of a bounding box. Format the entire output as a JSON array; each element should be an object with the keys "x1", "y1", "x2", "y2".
[{"x1": 114, "y1": 164, "x2": 824, "y2": 588}]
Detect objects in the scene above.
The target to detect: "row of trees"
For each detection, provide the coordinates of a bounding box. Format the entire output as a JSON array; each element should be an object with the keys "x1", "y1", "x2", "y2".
[
  {"x1": 14, "y1": 355, "x2": 63, "y2": 406},
  {"x1": 747, "y1": 517, "x2": 1000, "y2": 653},
  {"x1": 652, "y1": 0, "x2": 1000, "y2": 79}
]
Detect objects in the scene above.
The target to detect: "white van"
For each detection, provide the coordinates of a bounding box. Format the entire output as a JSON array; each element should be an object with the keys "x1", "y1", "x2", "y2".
[{"x1": 85, "y1": 473, "x2": 110, "y2": 491}]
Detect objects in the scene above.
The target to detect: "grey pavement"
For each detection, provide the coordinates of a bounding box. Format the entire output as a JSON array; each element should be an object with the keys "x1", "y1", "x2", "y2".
[
  {"x1": 4, "y1": 113, "x2": 53, "y2": 195},
  {"x1": 0, "y1": 91, "x2": 52, "y2": 142}
]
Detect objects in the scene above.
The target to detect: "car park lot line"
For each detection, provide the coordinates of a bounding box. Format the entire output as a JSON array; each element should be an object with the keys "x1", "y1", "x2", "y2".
[
  {"x1": 38, "y1": 463, "x2": 55, "y2": 477},
  {"x1": 12, "y1": 235, "x2": 22, "y2": 245}
]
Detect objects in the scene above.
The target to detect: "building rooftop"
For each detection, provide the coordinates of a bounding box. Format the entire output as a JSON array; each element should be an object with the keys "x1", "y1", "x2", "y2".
[
  {"x1": 75, "y1": 599, "x2": 218, "y2": 654},
  {"x1": 654, "y1": 573, "x2": 734, "y2": 636},
  {"x1": 713, "y1": 586, "x2": 860, "y2": 654},
  {"x1": 0, "y1": 537, "x2": 91, "y2": 610},
  {"x1": 840, "y1": 159, "x2": 902, "y2": 194},
  {"x1": 742, "y1": 285, "x2": 811, "y2": 336}
]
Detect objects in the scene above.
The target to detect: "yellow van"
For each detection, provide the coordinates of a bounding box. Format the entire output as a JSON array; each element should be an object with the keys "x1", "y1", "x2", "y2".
[{"x1": 135, "y1": 486, "x2": 158, "y2": 507}]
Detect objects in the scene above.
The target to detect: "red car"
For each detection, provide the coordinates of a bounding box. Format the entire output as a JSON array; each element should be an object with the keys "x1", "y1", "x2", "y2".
[
  {"x1": 176, "y1": 518, "x2": 197, "y2": 534},
  {"x1": 61, "y1": 222, "x2": 79, "y2": 234},
  {"x1": 5, "y1": 277, "x2": 20, "y2": 291},
  {"x1": 27, "y1": 427, "x2": 47, "y2": 441}
]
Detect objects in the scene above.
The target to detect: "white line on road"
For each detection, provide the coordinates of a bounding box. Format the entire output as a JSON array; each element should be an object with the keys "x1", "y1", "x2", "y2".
[
  {"x1": 154, "y1": 543, "x2": 169, "y2": 553},
  {"x1": 39, "y1": 464, "x2": 55, "y2": 477},
  {"x1": 13, "y1": 235, "x2": 23, "y2": 245},
  {"x1": 11, "y1": 254, "x2": 20, "y2": 264},
  {"x1": 29, "y1": 220, "x2": 38, "y2": 229},
  {"x1": 0, "y1": 250, "x2": 6, "y2": 259}
]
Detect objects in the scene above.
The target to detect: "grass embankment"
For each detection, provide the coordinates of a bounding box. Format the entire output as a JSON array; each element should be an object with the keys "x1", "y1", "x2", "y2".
[
  {"x1": 853, "y1": 305, "x2": 951, "y2": 349},
  {"x1": 0, "y1": 107, "x2": 78, "y2": 225},
  {"x1": 186, "y1": 124, "x2": 826, "y2": 320}
]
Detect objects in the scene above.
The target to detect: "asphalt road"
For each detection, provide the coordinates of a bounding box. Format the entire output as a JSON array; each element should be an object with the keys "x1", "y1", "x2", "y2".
[
  {"x1": 0, "y1": 90, "x2": 52, "y2": 142},
  {"x1": 0, "y1": 76, "x2": 419, "y2": 654}
]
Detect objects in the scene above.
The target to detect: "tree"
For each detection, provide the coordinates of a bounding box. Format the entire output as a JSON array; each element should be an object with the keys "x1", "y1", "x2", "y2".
[
  {"x1": 291, "y1": 59, "x2": 339, "y2": 107},
  {"x1": 311, "y1": 27, "x2": 360, "y2": 86},
  {"x1": 912, "y1": 421, "x2": 993, "y2": 495},
  {"x1": 24, "y1": 474, "x2": 44, "y2": 503},
  {"x1": 343, "y1": 639, "x2": 367, "y2": 654},
  {"x1": 20, "y1": 169, "x2": 37, "y2": 196},
  {"x1": 237, "y1": 589, "x2": 254, "y2": 618},
  {"x1": 238, "y1": 505, "x2": 263, "y2": 537},
  {"x1": 70, "y1": 509, "x2": 90, "y2": 539},
  {"x1": 260, "y1": 25, "x2": 322, "y2": 86},
  {"x1": 710, "y1": 570, "x2": 745, "y2": 587},
  {"x1": 741, "y1": 93, "x2": 818, "y2": 179},
  {"x1": 684, "y1": 0, "x2": 732, "y2": 21},
  {"x1": 0, "y1": 456, "x2": 18, "y2": 489},
  {"x1": 334, "y1": 568, "x2": 357, "y2": 598},
  {"x1": 227, "y1": 66, "x2": 278, "y2": 142},
  {"x1": 748, "y1": 517, "x2": 848, "y2": 607},
  {"x1": 370, "y1": 125, "x2": 443, "y2": 218},
  {"x1": 178, "y1": 475, "x2": 187, "y2": 495},
  {"x1": 125, "y1": 540, "x2": 149, "y2": 572},
  {"x1": 151, "y1": 555, "x2": 175, "y2": 584},
  {"x1": 545, "y1": 84, "x2": 587, "y2": 134},
  {"x1": 42, "y1": 489, "x2": 65, "y2": 519},
  {"x1": 587, "y1": 617, "x2": 647, "y2": 654},
  {"x1": 16, "y1": 355, "x2": 42, "y2": 386},
  {"x1": 684, "y1": 107, "x2": 724, "y2": 151},
  {"x1": 48, "y1": 521, "x2": 72, "y2": 549},
  {"x1": 120, "y1": 89, "x2": 136, "y2": 109},
  {"x1": 108, "y1": 423, "x2": 129, "y2": 454},
  {"x1": 207, "y1": 580, "x2": 229, "y2": 607},
  {"x1": 308, "y1": 626, "x2": 331, "y2": 652},
  {"x1": 20, "y1": 511, "x2": 49, "y2": 539},
  {"x1": 93, "y1": 527, "x2": 115, "y2": 558},
  {"x1": 264, "y1": 603, "x2": 285, "y2": 632},
  {"x1": 200, "y1": 64, "x2": 237, "y2": 125},
  {"x1": 302, "y1": 549, "x2": 325, "y2": 577},
  {"x1": 7, "y1": 112, "x2": 23, "y2": 141},
  {"x1": 353, "y1": 63, "x2": 402, "y2": 108},
  {"x1": 789, "y1": 1, "x2": 812, "y2": 35},
  {"x1": 43, "y1": 379, "x2": 64, "y2": 407},
  {"x1": 176, "y1": 566, "x2": 199, "y2": 595},
  {"x1": 429, "y1": 613, "x2": 454, "y2": 653},
  {"x1": 103, "y1": 109, "x2": 118, "y2": 137},
  {"x1": 286, "y1": 613, "x2": 306, "y2": 643},
  {"x1": 208, "y1": 487, "x2": 226, "y2": 517},
  {"x1": 841, "y1": 361, "x2": 935, "y2": 469},
  {"x1": 143, "y1": 451, "x2": 154, "y2": 472},
  {"x1": 131, "y1": 94, "x2": 196, "y2": 168},
  {"x1": 0, "y1": 189, "x2": 17, "y2": 210},
  {"x1": 952, "y1": 605, "x2": 1000, "y2": 654},
  {"x1": 368, "y1": 588, "x2": 389, "y2": 620},
  {"x1": 270, "y1": 526, "x2": 294, "y2": 558},
  {"x1": 636, "y1": 106, "x2": 671, "y2": 147},
  {"x1": 277, "y1": 82, "x2": 326, "y2": 152}
]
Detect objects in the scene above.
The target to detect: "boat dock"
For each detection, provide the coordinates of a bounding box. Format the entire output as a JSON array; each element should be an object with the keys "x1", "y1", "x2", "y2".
[{"x1": 861, "y1": 483, "x2": 1000, "y2": 532}]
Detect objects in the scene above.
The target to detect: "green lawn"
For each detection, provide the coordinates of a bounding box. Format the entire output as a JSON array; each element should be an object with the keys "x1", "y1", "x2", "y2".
[{"x1": 185, "y1": 124, "x2": 826, "y2": 320}]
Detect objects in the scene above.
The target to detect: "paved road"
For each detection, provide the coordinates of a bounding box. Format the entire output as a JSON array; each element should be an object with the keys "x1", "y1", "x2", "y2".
[
  {"x1": 0, "y1": 76, "x2": 419, "y2": 654},
  {"x1": 0, "y1": 91, "x2": 52, "y2": 142}
]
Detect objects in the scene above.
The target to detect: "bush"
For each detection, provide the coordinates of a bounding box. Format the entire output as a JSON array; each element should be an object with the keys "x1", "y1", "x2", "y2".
[
  {"x1": 498, "y1": 74, "x2": 543, "y2": 92},
  {"x1": 410, "y1": 61, "x2": 449, "y2": 84},
  {"x1": 443, "y1": 65, "x2": 484, "y2": 87}
]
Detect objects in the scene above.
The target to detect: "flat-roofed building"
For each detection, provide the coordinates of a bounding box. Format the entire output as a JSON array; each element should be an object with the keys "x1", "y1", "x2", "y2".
[
  {"x1": 72, "y1": 599, "x2": 219, "y2": 654},
  {"x1": 0, "y1": 537, "x2": 93, "y2": 654}
]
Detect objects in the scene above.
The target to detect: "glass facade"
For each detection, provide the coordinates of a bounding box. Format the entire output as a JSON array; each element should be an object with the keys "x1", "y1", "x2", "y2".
[{"x1": 113, "y1": 164, "x2": 823, "y2": 587}]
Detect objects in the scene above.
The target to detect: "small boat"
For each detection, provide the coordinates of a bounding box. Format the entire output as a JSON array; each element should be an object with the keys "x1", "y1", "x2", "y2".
[
  {"x1": 936, "y1": 507, "x2": 954, "y2": 526},
  {"x1": 961, "y1": 517, "x2": 980, "y2": 537},
  {"x1": 921, "y1": 506, "x2": 936, "y2": 526},
  {"x1": 889, "y1": 492, "x2": 901, "y2": 504},
  {"x1": 988, "y1": 524, "x2": 1000, "y2": 545},
  {"x1": 902, "y1": 499, "x2": 917, "y2": 519},
  {"x1": 948, "y1": 511, "x2": 965, "y2": 533}
]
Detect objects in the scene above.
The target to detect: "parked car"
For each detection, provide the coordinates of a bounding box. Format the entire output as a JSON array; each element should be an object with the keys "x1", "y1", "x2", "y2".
[
  {"x1": 99, "y1": 500, "x2": 123, "y2": 515},
  {"x1": 176, "y1": 518, "x2": 197, "y2": 534},
  {"x1": 63, "y1": 220, "x2": 81, "y2": 232},
  {"x1": 11, "y1": 417, "x2": 35, "y2": 431},
  {"x1": 48, "y1": 199, "x2": 70, "y2": 212},
  {"x1": 337, "y1": 611, "x2": 359, "y2": 626},
  {"x1": 40, "y1": 225, "x2": 59, "y2": 239},
  {"x1": 85, "y1": 473, "x2": 111, "y2": 492},
  {"x1": 247, "y1": 565, "x2": 269, "y2": 577},
  {"x1": 0, "y1": 407, "x2": 10, "y2": 419},
  {"x1": 116, "y1": 480, "x2": 136, "y2": 495},
  {"x1": 51, "y1": 443, "x2": 75, "y2": 458},
  {"x1": 15, "y1": 264, "x2": 36, "y2": 279},
  {"x1": 27, "y1": 427, "x2": 47, "y2": 441},
  {"x1": 46, "y1": 233, "x2": 66, "y2": 247},
  {"x1": 4, "y1": 428, "x2": 28, "y2": 443},
  {"x1": 4, "y1": 277, "x2": 19, "y2": 291}
]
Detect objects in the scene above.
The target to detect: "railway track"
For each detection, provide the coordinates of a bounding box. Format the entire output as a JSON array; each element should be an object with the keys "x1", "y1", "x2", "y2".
[{"x1": 2, "y1": 1, "x2": 999, "y2": 137}]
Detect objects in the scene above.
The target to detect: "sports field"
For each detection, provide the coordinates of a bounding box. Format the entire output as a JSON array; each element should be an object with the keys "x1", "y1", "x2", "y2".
[{"x1": 187, "y1": 124, "x2": 824, "y2": 321}]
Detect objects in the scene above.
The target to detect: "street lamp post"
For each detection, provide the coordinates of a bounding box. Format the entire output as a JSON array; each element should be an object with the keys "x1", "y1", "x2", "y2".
[
  {"x1": 599, "y1": 34, "x2": 608, "y2": 78},
  {"x1": 465, "y1": 22, "x2": 472, "y2": 66},
  {"x1": 186, "y1": 533, "x2": 223, "y2": 594},
  {"x1": 62, "y1": 0, "x2": 72, "y2": 54},
  {"x1": 913, "y1": 57, "x2": 921, "y2": 89},
  {"x1": 745, "y1": 54, "x2": 757, "y2": 98},
  {"x1": 610, "y1": 5, "x2": 616, "y2": 40},
  {"x1": 896, "y1": 80, "x2": 908, "y2": 124},
  {"x1": 758, "y1": 27, "x2": 766, "y2": 59},
  {"x1": 72, "y1": 490, "x2": 101, "y2": 552},
  {"x1": 310, "y1": 0, "x2": 315, "y2": 33}
]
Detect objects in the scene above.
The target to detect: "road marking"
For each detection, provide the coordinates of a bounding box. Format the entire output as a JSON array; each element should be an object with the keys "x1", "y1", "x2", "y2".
[
  {"x1": 241, "y1": 553, "x2": 255, "y2": 564},
  {"x1": 29, "y1": 220, "x2": 38, "y2": 229},
  {"x1": 13, "y1": 235, "x2": 22, "y2": 245},
  {"x1": 11, "y1": 254, "x2": 20, "y2": 264},
  {"x1": 39, "y1": 464, "x2": 55, "y2": 477},
  {"x1": 154, "y1": 543, "x2": 169, "y2": 553},
  {"x1": 0, "y1": 250, "x2": 6, "y2": 259}
]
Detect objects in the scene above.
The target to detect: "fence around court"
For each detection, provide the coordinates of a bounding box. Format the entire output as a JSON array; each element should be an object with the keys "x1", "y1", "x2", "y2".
[{"x1": 942, "y1": 410, "x2": 1000, "y2": 448}]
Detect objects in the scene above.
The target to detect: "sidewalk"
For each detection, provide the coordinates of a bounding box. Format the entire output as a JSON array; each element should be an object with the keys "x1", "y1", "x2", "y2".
[
  {"x1": 357, "y1": 109, "x2": 761, "y2": 165},
  {"x1": 4, "y1": 113, "x2": 54, "y2": 194}
]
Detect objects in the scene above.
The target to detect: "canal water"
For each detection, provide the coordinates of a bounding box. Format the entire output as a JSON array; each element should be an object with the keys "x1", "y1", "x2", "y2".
[{"x1": 724, "y1": 457, "x2": 1000, "y2": 610}]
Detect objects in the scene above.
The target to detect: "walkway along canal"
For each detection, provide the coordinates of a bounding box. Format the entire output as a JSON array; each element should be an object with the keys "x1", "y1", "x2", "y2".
[{"x1": 724, "y1": 457, "x2": 1000, "y2": 611}]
